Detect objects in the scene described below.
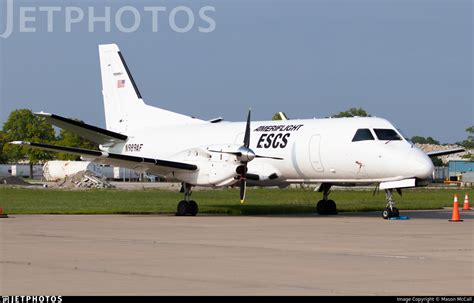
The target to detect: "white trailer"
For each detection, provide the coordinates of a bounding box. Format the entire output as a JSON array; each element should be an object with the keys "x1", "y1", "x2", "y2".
[{"x1": 43, "y1": 161, "x2": 101, "y2": 181}]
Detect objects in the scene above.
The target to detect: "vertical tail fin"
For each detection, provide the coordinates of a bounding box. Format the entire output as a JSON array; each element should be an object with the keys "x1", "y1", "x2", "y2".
[{"x1": 98, "y1": 44, "x2": 203, "y2": 134}]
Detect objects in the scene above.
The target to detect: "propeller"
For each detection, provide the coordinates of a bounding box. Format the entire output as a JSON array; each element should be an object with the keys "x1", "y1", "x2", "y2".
[
  {"x1": 239, "y1": 109, "x2": 252, "y2": 204},
  {"x1": 236, "y1": 109, "x2": 284, "y2": 203},
  {"x1": 209, "y1": 108, "x2": 283, "y2": 203}
]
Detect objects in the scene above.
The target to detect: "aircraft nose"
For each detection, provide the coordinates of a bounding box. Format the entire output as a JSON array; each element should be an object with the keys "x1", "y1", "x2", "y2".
[{"x1": 413, "y1": 153, "x2": 434, "y2": 179}]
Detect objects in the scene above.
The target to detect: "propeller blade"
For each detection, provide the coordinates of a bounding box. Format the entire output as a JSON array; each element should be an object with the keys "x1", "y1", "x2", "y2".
[
  {"x1": 239, "y1": 161, "x2": 248, "y2": 203},
  {"x1": 255, "y1": 155, "x2": 284, "y2": 160},
  {"x1": 240, "y1": 178, "x2": 247, "y2": 204},
  {"x1": 243, "y1": 108, "x2": 251, "y2": 148}
]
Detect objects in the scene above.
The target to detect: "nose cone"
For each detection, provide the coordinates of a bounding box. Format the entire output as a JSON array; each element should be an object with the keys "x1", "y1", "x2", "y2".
[{"x1": 412, "y1": 148, "x2": 434, "y2": 179}]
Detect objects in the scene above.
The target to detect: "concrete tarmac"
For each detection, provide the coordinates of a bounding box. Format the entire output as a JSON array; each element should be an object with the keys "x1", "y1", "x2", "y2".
[{"x1": 1, "y1": 210, "x2": 472, "y2": 295}]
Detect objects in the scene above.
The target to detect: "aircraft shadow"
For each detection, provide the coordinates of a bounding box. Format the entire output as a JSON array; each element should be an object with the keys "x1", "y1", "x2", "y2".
[{"x1": 205, "y1": 205, "x2": 473, "y2": 220}]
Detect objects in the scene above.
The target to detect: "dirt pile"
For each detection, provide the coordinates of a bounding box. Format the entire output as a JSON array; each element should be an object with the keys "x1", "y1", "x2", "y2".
[
  {"x1": 54, "y1": 170, "x2": 114, "y2": 189},
  {"x1": 0, "y1": 176, "x2": 31, "y2": 186}
]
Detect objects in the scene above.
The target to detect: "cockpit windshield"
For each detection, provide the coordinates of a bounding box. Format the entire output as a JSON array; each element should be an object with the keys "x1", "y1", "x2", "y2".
[
  {"x1": 352, "y1": 129, "x2": 375, "y2": 142},
  {"x1": 373, "y1": 129, "x2": 402, "y2": 141}
]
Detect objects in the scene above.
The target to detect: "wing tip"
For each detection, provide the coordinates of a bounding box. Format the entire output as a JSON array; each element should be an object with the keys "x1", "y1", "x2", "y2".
[
  {"x1": 9, "y1": 141, "x2": 27, "y2": 145},
  {"x1": 33, "y1": 111, "x2": 52, "y2": 117}
]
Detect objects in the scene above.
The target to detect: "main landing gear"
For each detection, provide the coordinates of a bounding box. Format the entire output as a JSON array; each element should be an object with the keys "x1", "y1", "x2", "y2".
[
  {"x1": 382, "y1": 189, "x2": 399, "y2": 219},
  {"x1": 316, "y1": 184, "x2": 338, "y2": 215},
  {"x1": 176, "y1": 183, "x2": 198, "y2": 216}
]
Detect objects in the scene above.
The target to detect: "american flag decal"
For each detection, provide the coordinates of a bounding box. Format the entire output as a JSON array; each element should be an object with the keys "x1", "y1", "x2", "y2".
[{"x1": 117, "y1": 80, "x2": 125, "y2": 88}]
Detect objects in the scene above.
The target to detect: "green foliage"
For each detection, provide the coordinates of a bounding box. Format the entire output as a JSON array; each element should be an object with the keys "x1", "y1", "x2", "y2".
[
  {"x1": 272, "y1": 113, "x2": 282, "y2": 120},
  {"x1": 431, "y1": 157, "x2": 444, "y2": 167},
  {"x1": 0, "y1": 131, "x2": 8, "y2": 163},
  {"x1": 271, "y1": 112, "x2": 288, "y2": 120},
  {"x1": 457, "y1": 126, "x2": 474, "y2": 149},
  {"x1": 55, "y1": 121, "x2": 99, "y2": 160},
  {"x1": 461, "y1": 153, "x2": 473, "y2": 161},
  {"x1": 2, "y1": 109, "x2": 55, "y2": 165},
  {"x1": 411, "y1": 136, "x2": 440, "y2": 145},
  {"x1": 2, "y1": 109, "x2": 100, "y2": 163},
  {"x1": 466, "y1": 126, "x2": 474, "y2": 138},
  {"x1": 332, "y1": 107, "x2": 370, "y2": 118}
]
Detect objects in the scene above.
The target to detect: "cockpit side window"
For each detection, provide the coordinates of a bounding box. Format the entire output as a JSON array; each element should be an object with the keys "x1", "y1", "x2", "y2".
[
  {"x1": 352, "y1": 129, "x2": 375, "y2": 142},
  {"x1": 373, "y1": 129, "x2": 402, "y2": 141}
]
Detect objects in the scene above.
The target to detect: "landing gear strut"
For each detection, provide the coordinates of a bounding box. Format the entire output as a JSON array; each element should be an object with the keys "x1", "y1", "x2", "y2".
[
  {"x1": 176, "y1": 183, "x2": 198, "y2": 216},
  {"x1": 382, "y1": 189, "x2": 399, "y2": 219},
  {"x1": 316, "y1": 184, "x2": 338, "y2": 215}
]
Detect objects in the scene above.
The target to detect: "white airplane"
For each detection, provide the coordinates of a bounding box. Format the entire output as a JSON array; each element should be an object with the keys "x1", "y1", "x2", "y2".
[{"x1": 11, "y1": 44, "x2": 465, "y2": 219}]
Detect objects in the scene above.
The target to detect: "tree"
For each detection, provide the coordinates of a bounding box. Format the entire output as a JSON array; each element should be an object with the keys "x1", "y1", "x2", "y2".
[
  {"x1": 2, "y1": 109, "x2": 55, "y2": 178},
  {"x1": 411, "y1": 136, "x2": 440, "y2": 145},
  {"x1": 272, "y1": 113, "x2": 282, "y2": 121},
  {"x1": 458, "y1": 125, "x2": 474, "y2": 160},
  {"x1": 467, "y1": 126, "x2": 474, "y2": 141},
  {"x1": 0, "y1": 131, "x2": 8, "y2": 163},
  {"x1": 271, "y1": 112, "x2": 288, "y2": 121},
  {"x1": 331, "y1": 107, "x2": 370, "y2": 118},
  {"x1": 56, "y1": 125, "x2": 98, "y2": 160},
  {"x1": 457, "y1": 126, "x2": 474, "y2": 149},
  {"x1": 431, "y1": 157, "x2": 444, "y2": 167}
]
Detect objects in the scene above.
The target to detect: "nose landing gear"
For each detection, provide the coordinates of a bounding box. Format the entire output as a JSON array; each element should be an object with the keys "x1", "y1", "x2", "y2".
[{"x1": 382, "y1": 189, "x2": 400, "y2": 219}]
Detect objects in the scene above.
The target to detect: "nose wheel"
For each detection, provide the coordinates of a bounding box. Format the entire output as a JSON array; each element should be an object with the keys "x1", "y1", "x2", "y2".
[
  {"x1": 176, "y1": 183, "x2": 198, "y2": 216},
  {"x1": 382, "y1": 207, "x2": 399, "y2": 219},
  {"x1": 382, "y1": 189, "x2": 400, "y2": 219}
]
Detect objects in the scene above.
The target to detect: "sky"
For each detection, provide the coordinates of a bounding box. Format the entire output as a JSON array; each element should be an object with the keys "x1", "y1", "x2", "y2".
[{"x1": 0, "y1": 0, "x2": 472, "y2": 143}]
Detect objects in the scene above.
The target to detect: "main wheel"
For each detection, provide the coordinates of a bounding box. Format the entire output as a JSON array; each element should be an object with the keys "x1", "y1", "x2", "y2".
[
  {"x1": 316, "y1": 200, "x2": 326, "y2": 214},
  {"x1": 327, "y1": 200, "x2": 338, "y2": 215},
  {"x1": 188, "y1": 200, "x2": 198, "y2": 216},
  {"x1": 176, "y1": 200, "x2": 188, "y2": 216},
  {"x1": 382, "y1": 207, "x2": 393, "y2": 219}
]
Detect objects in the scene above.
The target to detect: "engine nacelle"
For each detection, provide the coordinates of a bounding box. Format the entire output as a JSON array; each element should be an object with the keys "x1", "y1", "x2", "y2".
[{"x1": 170, "y1": 146, "x2": 241, "y2": 187}]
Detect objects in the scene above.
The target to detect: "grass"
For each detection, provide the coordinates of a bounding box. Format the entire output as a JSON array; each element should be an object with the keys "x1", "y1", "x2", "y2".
[{"x1": 0, "y1": 186, "x2": 470, "y2": 215}]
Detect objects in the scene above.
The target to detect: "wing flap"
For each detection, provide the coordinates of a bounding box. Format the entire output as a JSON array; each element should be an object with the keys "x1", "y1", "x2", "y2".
[
  {"x1": 10, "y1": 141, "x2": 197, "y2": 175},
  {"x1": 35, "y1": 112, "x2": 127, "y2": 145}
]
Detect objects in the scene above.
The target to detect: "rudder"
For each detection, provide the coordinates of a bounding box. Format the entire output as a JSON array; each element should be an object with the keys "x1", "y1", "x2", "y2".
[{"x1": 98, "y1": 44, "x2": 203, "y2": 134}]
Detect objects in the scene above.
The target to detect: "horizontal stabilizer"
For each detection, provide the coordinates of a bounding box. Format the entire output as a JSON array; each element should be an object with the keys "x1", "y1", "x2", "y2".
[
  {"x1": 9, "y1": 141, "x2": 198, "y2": 173},
  {"x1": 35, "y1": 112, "x2": 127, "y2": 145},
  {"x1": 426, "y1": 148, "x2": 465, "y2": 157}
]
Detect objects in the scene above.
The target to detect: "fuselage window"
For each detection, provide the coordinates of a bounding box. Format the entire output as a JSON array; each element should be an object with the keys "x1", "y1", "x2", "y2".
[
  {"x1": 352, "y1": 129, "x2": 375, "y2": 142},
  {"x1": 373, "y1": 129, "x2": 402, "y2": 141}
]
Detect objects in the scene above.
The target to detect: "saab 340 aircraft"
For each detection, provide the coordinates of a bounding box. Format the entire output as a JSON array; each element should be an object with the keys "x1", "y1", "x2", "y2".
[{"x1": 11, "y1": 44, "x2": 464, "y2": 219}]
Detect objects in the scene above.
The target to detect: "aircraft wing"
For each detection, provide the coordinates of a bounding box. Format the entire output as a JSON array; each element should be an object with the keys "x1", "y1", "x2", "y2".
[
  {"x1": 426, "y1": 148, "x2": 465, "y2": 157},
  {"x1": 35, "y1": 112, "x2": 127, "y2": 145},
  {"x1": 10, "y1": 141, "x2": 197, "y2": 176}
]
